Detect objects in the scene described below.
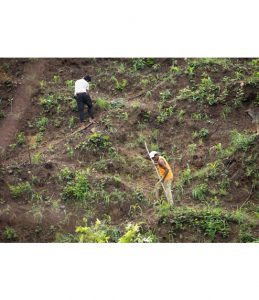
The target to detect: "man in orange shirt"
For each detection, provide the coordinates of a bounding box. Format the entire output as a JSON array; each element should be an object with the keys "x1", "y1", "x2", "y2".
[{"x1": 149, "y1": 151, "x2": 174, "y2": 204}]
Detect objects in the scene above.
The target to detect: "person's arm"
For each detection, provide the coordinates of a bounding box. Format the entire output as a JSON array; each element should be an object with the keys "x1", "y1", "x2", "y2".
[{"x1": 158, "y1": 158, "x2": 169, "y2": 183}]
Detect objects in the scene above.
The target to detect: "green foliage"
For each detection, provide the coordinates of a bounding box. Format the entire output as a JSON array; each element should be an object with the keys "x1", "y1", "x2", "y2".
[
  {"x1": 181, "y1": 165, "x2": 192, "y2": 184},
  {"x1": 39, "y1": 94, "x2": 57, "y2": 110},
  {"x1": 96, "y1": 98, "x2": 110, "y2": 110},
  {"x1": 3, "y1": 226, "x2": 17, "y2": 240},
  {"x1": 111, "y1": 76, "x2": 127, "y2": 91},
  {"x1": 53, "y1": 75, "x2": 60, "y2": 83},
  {"x1": 119, "y1": 223, "x2": 157, "y2": 243},
  {"x1": 34, "y1": 132, "x2": 44, "y2": 146},
  {"x1": 192, "y1": 183, "x2": 208, "y2": 200},
  {"x1": 177, "y1": 74, "x2": 221, "y2": 105},
  {"x1": 61, "y1": 170, "x2": 90, "y2": 202},
  {"x1": 58, "y1": 167, "x2": 74, "y2": 182},
  {"x1": 66, "y1": 80, "x2": 74, "y2": 92},
  {"x1": 230, "y1": 130, "x2": 256, "y2": 152},
  {"x1": 176, "y1": 109, "x2": 185, "y2": 123},
  {"x1": 75, "y1": 219, "x2": 112, "y2": 243},
  {"x1": 170, "y1": 65, "x2": 181, "y2": 75},
  {"x1": 9, "y1": 182, "x2": 32, "y2": 198},
  {"x1": 152, "y1": 64, "x2": 161, "y2": 71},
  {"x1": 66, "y1": 146, "x2": 75, "y2": 158},
  {"x1": 69, "y1": 99, "x2": 77, "y2": 112},
  {"x1": 110, "y1": 98, "x2": 125, "y2": 109},
  {"x1": 132, "y1": 58, "x2": 155, "y2": 71},
  {"x1": 157, "y1": 206, "x2": 233, "y2": 241},
  {"x1": 157, "y1": 105, "x2": 175, "y2": 124},
  {"x1": 117, "y1": 62, "x2": 126, "y2": 74},
  {"x1": 68, "y1": 116, "x2": 76, "y2": 128},
  {"x1": 88, "y1": 133, "x2": 111, "y2": 150},
  {"x1": 233, "y1": 87, "x2": 244, "y2": 108},
  {"x1": 16, "y1": 132, "x2": 26, "y2": 145},
  {"x1": 75, "y1": 133, "x2": 111, "y2": 153},
  {"x1": 36, "y1": 116, "x2": 48, "y2": 132},
  {"x1": 159, "y1": 90, "x2": 171, "y2": 101},
  {"x1": 193, "y1": 128, "x2": 209, "y2": 139},
  {"x1": 221, "y1": 105, "x2": 231, "y2": 120},
  {"x1": 188, "y1": 143, "x2": 197, "y2": 157},
  {"x1": 32, "y1": 153, "x2": 43, "y2": 164},
  {"x1": 191, "y1": 112, "x2": 209, "y2": 121}
]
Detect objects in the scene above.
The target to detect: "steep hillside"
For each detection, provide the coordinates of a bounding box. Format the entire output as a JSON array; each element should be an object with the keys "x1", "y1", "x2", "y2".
[{"x1": 0, "y1": 58, "x2": 258, "y2": 242}]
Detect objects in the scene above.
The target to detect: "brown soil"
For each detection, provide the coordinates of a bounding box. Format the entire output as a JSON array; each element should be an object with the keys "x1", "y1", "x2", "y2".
[{"x1": 0, "y1": 60, "x2": 47, "y2": 153}]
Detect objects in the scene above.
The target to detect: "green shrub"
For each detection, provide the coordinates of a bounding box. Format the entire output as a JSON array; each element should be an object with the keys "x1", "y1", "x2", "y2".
[
  {"x1": 88, "y1": 133, "x2": 111, "y2": 150},
  {"x1": 119, "y1": 223, "x2": 157, "y2": 243},
  {"x1": 111, "y1": 76, "x2": 127, "y2": 91},
  {"x1": 170, "y1": 65, "x2": 181, "y2": 75},
  {"x1": 192, "y1": 183, "x2": 208, "y2": 200},
  {"x1": 66, "y1": 80, "x2": 74, "y2": 92},
  {"x1": 230, "y1": 131, "x2": 256, "y2": 151},
  {"x1": 157, "y1": 106, "x2": 174, "y2": 124},
  {"x1": 32, "y1": 153, "x2": 43, "y2": 164},
  {"x1": 9, "y1": 182, "x2": 32, "y2": 198},
  {"x1": 36, "y1": 117, "x2": 48, "y2": 132},
  {"x1": 193, "y1": 128, "x2": 209, "y2": 139},
  {"x1": 157, "y1": 206, "x2": 231, "y2": 241},
  {"x1": 61, "y1": 170, "x2": 90, "y2": 202},
  {"x1": 132, "y1": 58, "x2": 155, "y2": 71},
  {"x1": 59, "y1": 167, "x2": 74, "y2": 182},
  {"x1": 3, "y1": 226, "x2": 17, "y2": 241},
  {"x1": 160, "y1": 90, "x2": 171, "y2": 101},
  {"x1": 69, "y1": 99, "x2": 78, "y2": 112},
  {"x1": 96, "y1": 98, "x2": 110, "y2": 110},
  {"x1": 39, "y1": 94, "x2": 57, "y2": 110},
  {"x1": 16, "y1": 132, "x2": 26, "y2": 145},
  {"x1": 188, "y1": 143, "x2": 197, "y2": 157}
]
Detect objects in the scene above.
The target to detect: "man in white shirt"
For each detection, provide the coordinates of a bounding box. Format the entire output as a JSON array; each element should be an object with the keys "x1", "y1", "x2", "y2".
[{"x1": 74, "y1": 75, "x2": 95, "y2": 127}]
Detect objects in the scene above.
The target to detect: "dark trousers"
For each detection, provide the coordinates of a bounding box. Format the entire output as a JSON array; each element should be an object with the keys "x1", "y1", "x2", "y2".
[{"x1": 75, "y1": 92, "x2": 94, "y2": 122}]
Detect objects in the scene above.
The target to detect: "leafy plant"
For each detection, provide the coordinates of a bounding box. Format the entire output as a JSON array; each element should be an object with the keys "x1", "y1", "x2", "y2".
[
  {"x1": 66, "y1": 80, "x2": 74, "y2": 92},
  {"x1": 96, "y1": 98, "x2": 110, "y2": 110},
  {"x1": 188, "y1": 143, "x2": 197, "y2": 157},
  {"x1": 59, "y1": 167, "x2": 74, "y2": 182},
  {"x1": 111, "y1": 76, "x2": 127, "y2": 91},
  {"x1": 230, "y1": 130, "x2": 256, "y2": 152},
  {"x1": 32, "y1": 153, "x2": 43, "y2": 164},
  {"x1": 192, "y1": 183, "x2": 208, "y2": 201},
  {"x1": 16, "y1": 132, "x2": 26, "y2": 145},
  {"x1": 53, "y1": 75, "x2": 60, "y2": 83},
  {"x1": 157, "y1": 106, "x2": 175, "y2": 124},
  {"x1": 36, "y1": 117, "x2": 48, "y2": 132},
  {"x1": 170, "y1": 65, "x2": 181, "y2": 75},
  {"x1": 61, "y1": 170, "x2": 90, "y2": 202},
  {"x1": 9, "y1": 182, "x2": 32, "y2": 198},
  {"x1": 39, "y1": 94, "x2": 57, "y2": 111},
  {"x1": 3, "y1": 226, "x2": 17, "y2": 241},
  {"x1": 160, "y1": 90, "x2": 171, "y2": 101},
  {"x1": 192, "y1": 128, "x2": 209, "y2": 139},
  {"x1": 119, "y1": 223, "x2": 156, "y2": 243}
]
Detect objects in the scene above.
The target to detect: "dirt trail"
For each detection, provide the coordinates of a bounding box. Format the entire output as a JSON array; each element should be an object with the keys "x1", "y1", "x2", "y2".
[{"x1": 0, "y1": 59, "x2": 47, "y2": 153}]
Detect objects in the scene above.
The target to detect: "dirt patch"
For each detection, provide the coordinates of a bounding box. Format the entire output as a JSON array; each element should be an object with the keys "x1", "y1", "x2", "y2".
[{"x1": 0, "y1": 59, "x2": 47, "y2": 155}]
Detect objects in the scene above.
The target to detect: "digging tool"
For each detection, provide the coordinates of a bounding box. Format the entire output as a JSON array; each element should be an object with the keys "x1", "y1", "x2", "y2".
[{"x1": 144, "y1": 141, "x2": 167, "y2": 200}]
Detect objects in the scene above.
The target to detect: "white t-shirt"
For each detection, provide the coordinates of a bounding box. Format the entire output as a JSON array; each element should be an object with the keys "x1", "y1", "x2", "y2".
[{"x1": 74, "y1": 78, "x2": 89, "y2": 96}]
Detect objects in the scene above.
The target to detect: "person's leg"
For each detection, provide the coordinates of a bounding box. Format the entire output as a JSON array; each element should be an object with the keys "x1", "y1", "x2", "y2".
[
  {"x1": 83, "y1": 94, "x2": 94, "y2": 120},
  {"x1": 164, "y1": 180, "x2": 173, "y2": 204},
  {"x1": 76, "y1": 94, "x2": 85, "y2": 123}
]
